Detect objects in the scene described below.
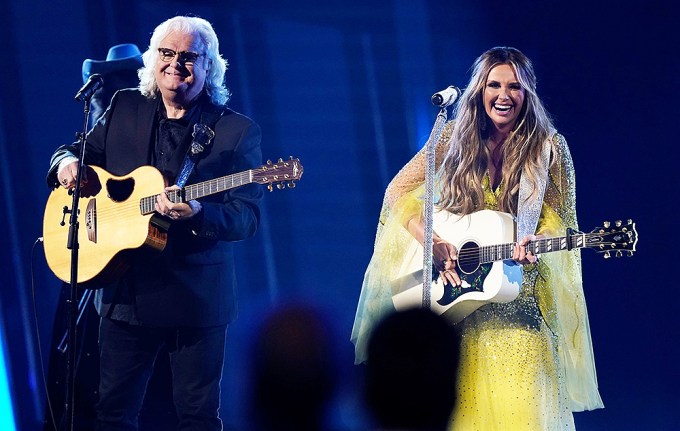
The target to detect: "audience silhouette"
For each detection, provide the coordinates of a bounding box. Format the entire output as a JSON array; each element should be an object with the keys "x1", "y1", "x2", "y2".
[
  {"x1": 247, "y1": 303, "x2": 339, "y2": 431},
  {"x1": 363, "y1": 307, "x2": 459, "y2": 431}
]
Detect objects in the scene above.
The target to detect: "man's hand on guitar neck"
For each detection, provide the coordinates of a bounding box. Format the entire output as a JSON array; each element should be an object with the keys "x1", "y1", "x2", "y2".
[{"x1": 155, "y1": 185, "x2": 200, "y2": 221}]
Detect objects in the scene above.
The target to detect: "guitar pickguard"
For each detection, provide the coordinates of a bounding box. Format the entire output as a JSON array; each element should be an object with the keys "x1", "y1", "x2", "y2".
[{"x1": 436, "y1": 263, "x2": 490, "y2": 306}]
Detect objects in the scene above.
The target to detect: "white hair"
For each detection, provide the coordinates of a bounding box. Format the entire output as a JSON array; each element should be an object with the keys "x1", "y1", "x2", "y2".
[{"x1": 138, "y1": 16, "x2": 230, "y2": 105}]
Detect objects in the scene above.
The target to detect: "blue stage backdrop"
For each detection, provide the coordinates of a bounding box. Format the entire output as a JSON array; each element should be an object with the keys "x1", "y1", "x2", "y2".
[{"x1": 1, "y1": 1, "x2": 677, "y2": 430}]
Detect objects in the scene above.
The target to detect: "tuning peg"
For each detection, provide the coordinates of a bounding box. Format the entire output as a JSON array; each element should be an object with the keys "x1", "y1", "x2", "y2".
[
  {"x1": 615, "y1": 220, "x2": 622, "y2": 228},
  {"x1": 277, "y1": 183, "x2": 284, "y2": 190},
  {"x1": 603, "y1": 221, "x2": 610, "y2": 228},
  {"x1": 627, "y1": 251, "x2": 634, "y2": 257},
  {"x1": 615, "y1": 250, "x2": 622, "y2": 258},
  {"x1": 267, "y1": 184, "x2": 273, "y2": 192},
  {"x1": 266, "y1": 159, "x2": 272, "y2": 165},
  {"x1": 603, "y1": 251, "x2": 611, "y2": 259},
  {"x1": 287, "y1": 181, "x2": 296, "y2": 188},
  {"x1": 627, "y1": 219, "x2": 633, "y2": 225},
  {"x1": 278, "y1": 158, "x2": 284, "y2": 163}
]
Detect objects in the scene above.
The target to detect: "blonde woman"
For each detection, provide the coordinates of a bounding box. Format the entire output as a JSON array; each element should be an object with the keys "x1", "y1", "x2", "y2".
[{"x1": 352, "y1": 46, "x2": 603, "y2": 430}]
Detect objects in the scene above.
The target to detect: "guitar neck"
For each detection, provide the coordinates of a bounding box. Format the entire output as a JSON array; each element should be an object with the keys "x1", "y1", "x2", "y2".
[
  {"x1": 479, "y1": 233, "x2": 588, "y2": 264},
  {"x1": 138, "y1": 170, "x2": 253, "y2": 215}
]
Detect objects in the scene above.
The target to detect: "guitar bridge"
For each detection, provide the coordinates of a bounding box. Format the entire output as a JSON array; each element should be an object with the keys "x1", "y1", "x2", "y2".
[{"x1": 85, "y1": 199, "x2": 97, "y2": 243}]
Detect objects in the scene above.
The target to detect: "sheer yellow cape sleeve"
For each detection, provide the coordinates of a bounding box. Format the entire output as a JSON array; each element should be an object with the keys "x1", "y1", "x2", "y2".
[
  {"x1": 536, "y1": 134, "x2": 604, "y2": 411},
  {"x1": 351, "y1": 123, "x2": 452, "y2": 364},
  {"x1": 350, "y1": 185, "x2": 426, "y2": 364}
]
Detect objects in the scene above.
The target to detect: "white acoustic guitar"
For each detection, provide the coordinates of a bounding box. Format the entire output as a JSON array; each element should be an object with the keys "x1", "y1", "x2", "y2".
[
  {"x1": 391, "y1": 209, "x2": 637, "y2": 324},
  {"x1": 43, "y1": 157, "x2": 303, "y2": 284}
]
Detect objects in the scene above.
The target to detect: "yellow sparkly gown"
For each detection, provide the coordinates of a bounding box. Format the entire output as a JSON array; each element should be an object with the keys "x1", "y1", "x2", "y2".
[{"x1": 351, "y1": 125, "x2": 603, "y2": 430}]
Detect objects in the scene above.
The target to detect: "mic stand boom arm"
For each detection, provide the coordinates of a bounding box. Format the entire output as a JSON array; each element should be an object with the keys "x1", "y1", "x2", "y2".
[{"x1": 422, "y1": 106, "x2": 449, "y2": 309}]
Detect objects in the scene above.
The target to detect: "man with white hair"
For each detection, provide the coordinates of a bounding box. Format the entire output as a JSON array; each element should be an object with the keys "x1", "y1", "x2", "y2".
[{"x1": 47, "y1": 16, "x2": 263, "y2": 430}]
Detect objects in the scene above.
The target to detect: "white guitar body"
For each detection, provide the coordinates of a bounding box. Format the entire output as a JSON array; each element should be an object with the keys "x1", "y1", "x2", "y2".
[{"x1": 391, "y1": 209, "x2": 523, "y2": 324}]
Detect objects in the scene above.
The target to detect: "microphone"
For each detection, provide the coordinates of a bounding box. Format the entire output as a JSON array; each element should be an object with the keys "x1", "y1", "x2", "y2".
[
  {"x1": 74, "y1": 74, "x2": 104, "y2": 101},
  {"x1": 431, "y1": 85, "x2": 461, "y2": 107}
]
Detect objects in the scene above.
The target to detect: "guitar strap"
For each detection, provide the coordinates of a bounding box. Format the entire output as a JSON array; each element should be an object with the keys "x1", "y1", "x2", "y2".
[
  {"x1": 175, "y1": 106, "x2": 225, "y2": 187},
  {"x1": 516, "y1": 136, "x2": 553, "y2": 240}
]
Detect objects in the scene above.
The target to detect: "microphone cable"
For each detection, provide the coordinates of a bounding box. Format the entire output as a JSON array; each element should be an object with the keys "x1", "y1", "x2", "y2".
[{"x1": 30, "y1": 236, "x2": 59, "y2": 431}]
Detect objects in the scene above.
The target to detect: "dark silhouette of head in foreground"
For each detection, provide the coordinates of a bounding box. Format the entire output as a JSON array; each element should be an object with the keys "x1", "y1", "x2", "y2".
[
  {"x1": 248, "y1": 304, "x2": 338, "y2": 431},
  {"x1": 364, "y1": 307, "x2": 460, "y2": 431}
]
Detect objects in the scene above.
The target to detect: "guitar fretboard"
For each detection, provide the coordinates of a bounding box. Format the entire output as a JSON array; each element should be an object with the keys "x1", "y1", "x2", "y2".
[
  {"x1": 479, "y1": 234, "x2": 587, "y2": 264},
  {"x1": 138, "y1": 170, "x2": 253, "y2": 215}
]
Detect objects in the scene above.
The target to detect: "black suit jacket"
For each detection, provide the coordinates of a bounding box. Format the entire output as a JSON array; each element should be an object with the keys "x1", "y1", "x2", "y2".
[{"x1": 47, "y1": 89, "x2": 263, "y2": 327}]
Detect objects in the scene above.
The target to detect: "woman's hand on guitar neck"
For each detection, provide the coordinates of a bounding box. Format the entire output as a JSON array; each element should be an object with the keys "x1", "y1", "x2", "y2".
[{"x1": 513, "y1": 234, "x2": 541, "y2": 265}]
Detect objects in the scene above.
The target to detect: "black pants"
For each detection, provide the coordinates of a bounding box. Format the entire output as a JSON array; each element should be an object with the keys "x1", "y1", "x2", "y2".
[{"x1": 96, "y1": 317, "x2": 227, "y2": 431}]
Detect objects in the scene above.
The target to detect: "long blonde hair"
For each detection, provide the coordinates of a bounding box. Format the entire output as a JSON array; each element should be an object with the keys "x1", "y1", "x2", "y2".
[{"x1": 438, "y1": 47, "x2": 555, "y2": 215}]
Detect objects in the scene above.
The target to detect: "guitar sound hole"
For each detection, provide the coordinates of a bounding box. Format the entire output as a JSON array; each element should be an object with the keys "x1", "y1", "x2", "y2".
[
  {"x1": 458, "y1": 241, "x2": 480, "y2": 274},
  {"x1": 106, "y1": 177, "x2": 135, "y2": 202}
]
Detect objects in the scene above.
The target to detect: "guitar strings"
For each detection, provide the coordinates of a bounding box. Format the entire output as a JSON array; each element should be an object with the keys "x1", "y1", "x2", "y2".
[
  {"x1": 70, "y1": 163, "x2": 301, "y2": 228},
  {"x1": 75, "y1": 171, "x2": 256, "y2": 225},
  {"x1": 452, "y1": 234, "x2": 596, "y2": 264}
]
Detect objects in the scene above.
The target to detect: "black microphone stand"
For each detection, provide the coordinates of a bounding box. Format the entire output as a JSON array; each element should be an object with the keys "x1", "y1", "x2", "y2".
[{"x1": 63, "y1": 94, "x2": 94, "y2": 431}]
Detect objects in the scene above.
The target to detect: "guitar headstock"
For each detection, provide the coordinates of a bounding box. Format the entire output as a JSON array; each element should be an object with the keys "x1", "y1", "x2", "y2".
[
  {"x1": 252, "y1": 157, "x2": 304, "y2": 191},
  {"x1": 587, "y1": 219, "x2": 638, "y2": 258}
]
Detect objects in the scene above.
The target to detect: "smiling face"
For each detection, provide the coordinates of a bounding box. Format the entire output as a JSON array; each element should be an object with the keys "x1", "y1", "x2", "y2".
[
  {"x1": 154, "y1": 30, "x2": 209, "y2": 105},
  {"x1": 483, "y1": 64, "x2": 525, "y2": 133}
]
